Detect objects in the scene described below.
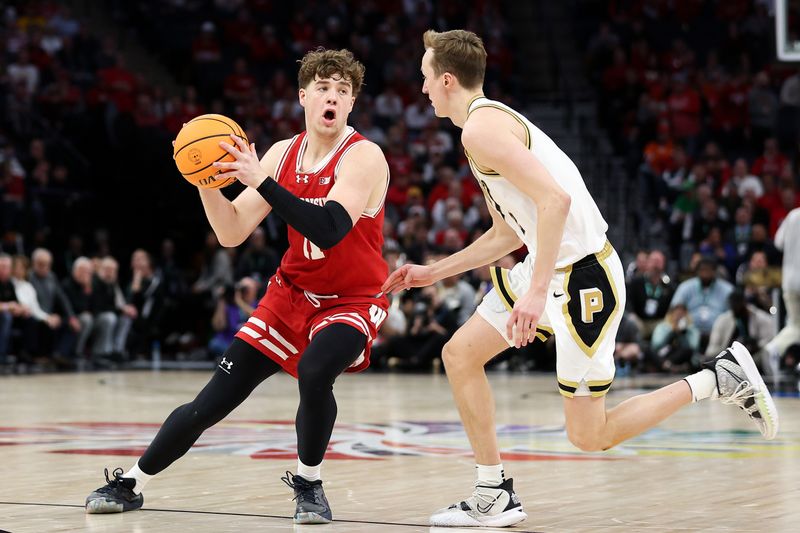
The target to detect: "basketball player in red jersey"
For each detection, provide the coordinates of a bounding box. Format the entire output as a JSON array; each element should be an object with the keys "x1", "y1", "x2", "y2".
[{"x1": 85, "y1": 49, "x2": 390, "y2": 525}]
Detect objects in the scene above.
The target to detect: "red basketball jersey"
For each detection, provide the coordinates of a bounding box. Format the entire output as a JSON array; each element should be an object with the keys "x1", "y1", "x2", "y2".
[{"x1": 273, "y1": 127, "x2": 388, "y2": 297}]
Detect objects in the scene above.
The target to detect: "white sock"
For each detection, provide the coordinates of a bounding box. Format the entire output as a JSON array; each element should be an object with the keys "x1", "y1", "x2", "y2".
[
  {"x1": 476, "y1": 463, "x2": 505, "y2": 486},
  {"x1": 683, "y1": 369, "x2": 718, "y2": 402},
  {"x1": 297, "y1": 459, "x2": 321, "y2": 481},
  {"x1": 123, "y1": 462, "x2": 153, "y2": 495}
]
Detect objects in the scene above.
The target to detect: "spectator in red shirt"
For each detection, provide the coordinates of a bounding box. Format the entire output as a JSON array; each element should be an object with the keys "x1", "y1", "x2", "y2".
[
  {"x1": 427, "y1": 166, "x2": 456, "y2": 211},
  {"x1": 752, "y1": 137, "x2": 788, "y2": 178},
  {"x1": 386, "y1": 142, "x2": 413, "y2": 181},
  {"x1": 603, "y1": 47, "x2": 629, "y2": 93},
  {"x1": 667, "y1": 72, "x2": 701, "y2": 150},
  {"x1": 98, "y1": 54, "x2": 137, "y2": 114},
  {"x1": 386, "y1": 172, "x2": 411, "y2": 211},
  {"x1": 661, "y1": 38, "x2": 694, "y2": 73},
  {"x1": 248, "y1": 25, "x2": 285, "y2": 66},
  {"x1": 288, "y1": 12, "x2": 313, "y2": 54},
  {"x1": 223, "y1": 58, "x2": 257, "y2": 106},
  {"x1": 133, "y1": 94, "x2": 161, "y2": 129},
  {"x1": 192, "y1": 22, "x2": 221, "y2": 64},
  {"x1": 715, "y1": 72, "x2": 750, "y2": 148}
]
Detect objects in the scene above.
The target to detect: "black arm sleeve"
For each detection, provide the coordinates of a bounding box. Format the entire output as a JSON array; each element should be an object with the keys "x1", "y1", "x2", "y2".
[{"x1": 256, "y1": 178, "x2": 354, "y2": 250}]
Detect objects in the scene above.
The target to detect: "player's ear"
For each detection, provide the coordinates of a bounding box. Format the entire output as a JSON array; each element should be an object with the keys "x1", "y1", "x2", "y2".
[
  {"x1": 443, "y1": 73, "x2": 452, "y2": 88},
  {"x1": 298, "y1": 88, "x2": 306, "y2": 106}
]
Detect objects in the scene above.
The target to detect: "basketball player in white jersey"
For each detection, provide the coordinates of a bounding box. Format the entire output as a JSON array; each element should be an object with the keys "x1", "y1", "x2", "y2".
[{"x1": 382, "y1": 29, "x2": 779, "y2": 528}]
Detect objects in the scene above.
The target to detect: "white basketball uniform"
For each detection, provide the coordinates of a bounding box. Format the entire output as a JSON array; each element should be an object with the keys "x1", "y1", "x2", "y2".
[{"x1": 467, "y1": 96, "x2": 626, "y2": 398}]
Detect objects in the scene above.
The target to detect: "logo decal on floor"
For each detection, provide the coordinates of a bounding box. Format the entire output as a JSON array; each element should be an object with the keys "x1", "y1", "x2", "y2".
[{"x1": 0, "y1": 421, "x2": 788, "y2": 460}]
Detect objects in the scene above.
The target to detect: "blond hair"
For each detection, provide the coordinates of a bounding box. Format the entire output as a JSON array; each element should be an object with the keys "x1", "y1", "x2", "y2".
[
  {"x1": 297, "y1": 48, "x2": 365, "y2": 97},
  {"x1": 423, "y1": 29, "x2": 486, "y2": 90}
]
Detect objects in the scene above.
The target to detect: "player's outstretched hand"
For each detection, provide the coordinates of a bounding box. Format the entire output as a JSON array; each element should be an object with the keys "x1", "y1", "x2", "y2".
[
  {"x1": 381, "y1": 264, "x2": 436, "y2": 295},
  {"x1": 214, "y1": 134, "x2": 266, "y2": 189}
]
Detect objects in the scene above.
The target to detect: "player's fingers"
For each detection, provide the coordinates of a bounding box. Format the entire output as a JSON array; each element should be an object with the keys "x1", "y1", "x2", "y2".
[
  {"x1": 212, "y1": 161, "x2": 238, "y2": 170},
  {"x1": 215, "y1": 170, "x2": 236, "y2": 180},
  {"x1": 520, "y1": 317, "x2": 532, "y2": 347},
  {"x1": 382, "y1": 278, "x2": 397, "y2": 293},
  {"x1": 219, "y1": 141, "x2": 239, "y2": 156},
  {"x1": 389, "y1": 282, "x2": 406, "y2": 295},
  {"x1": 381, "y1": 271, "x2": 401, "y2": 293},
  {"x1": 230, "y1": 133, "x2": 248, "y2": 150},
  {"x1": 383, "y1": 269, "x2": 408, "y2": 293},
  {"x1": 250, "y1": 142, "x2": 258, "y2": 156},
  {"x1": 506, "y1": 313, "x2": 515, "y2": 343}
]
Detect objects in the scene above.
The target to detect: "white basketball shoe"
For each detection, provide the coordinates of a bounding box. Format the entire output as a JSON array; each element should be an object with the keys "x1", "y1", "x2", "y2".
[
  {"x1": 704, "y1": 341, "x2": 779, "y2": 440},
  {"x1": 429, "y1": 477, "x2": 527, "y2": 527}
]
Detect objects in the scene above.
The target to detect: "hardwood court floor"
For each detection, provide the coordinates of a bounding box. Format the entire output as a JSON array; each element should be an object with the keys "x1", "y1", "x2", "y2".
[{"x1": 0, "y1": 370, "x2": 798, "y2": 532}]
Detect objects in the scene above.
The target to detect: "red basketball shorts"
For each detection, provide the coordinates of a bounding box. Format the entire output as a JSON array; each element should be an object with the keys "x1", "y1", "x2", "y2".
[{"x1": 234, "y1": 271, "x2": 388, "y2": 377}]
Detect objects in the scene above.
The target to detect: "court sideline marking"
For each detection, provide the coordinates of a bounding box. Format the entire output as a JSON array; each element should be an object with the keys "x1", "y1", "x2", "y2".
[{"x1": 0, "y1": 501, "x2": 545, "y2": 532}]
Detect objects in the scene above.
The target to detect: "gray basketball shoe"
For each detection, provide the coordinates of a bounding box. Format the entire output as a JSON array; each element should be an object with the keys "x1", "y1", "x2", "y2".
[
  {"x1": 281, "y1": 471, "x2": 332, "y2": 524},
  {"x1": 704, "y1": 341, "x2": 779, "y2": 439},
  {"x1": 85, "y1": 467, "x2": 143, "y2": 513}
]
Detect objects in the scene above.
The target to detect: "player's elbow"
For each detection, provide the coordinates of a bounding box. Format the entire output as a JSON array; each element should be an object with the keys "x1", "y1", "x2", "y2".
[
  {"x1": 217, "y1": 231, "x2": 246, "y2": 248},
  {"x1": 552, "y1": 188, "x2": 571, "y2": 215}
]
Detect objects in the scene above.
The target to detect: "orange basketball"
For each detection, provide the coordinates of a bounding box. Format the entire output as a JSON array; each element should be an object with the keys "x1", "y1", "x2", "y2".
[{"x1": 173, "y1": 114, "x2": 248, "y2": 189}]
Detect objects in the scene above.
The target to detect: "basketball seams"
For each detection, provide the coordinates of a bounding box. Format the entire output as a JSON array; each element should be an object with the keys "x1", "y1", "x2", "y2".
[
  {"x1": 174, "y1": 114, "x2": 248, "y2": 189},
  {"x1": 187, "y1": 115, "x2": 247, "y2": 143},
  {"x1": 174, "y1": 133, "x2": 246, "y2": 158},
  {"x1": 179, "y1": 148, "x2": 234, "y2": 176}
]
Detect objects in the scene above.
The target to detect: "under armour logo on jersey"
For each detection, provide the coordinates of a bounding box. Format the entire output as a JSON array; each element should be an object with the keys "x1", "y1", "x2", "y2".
[
  {"x1": 319, "y1": 176, "x2": 331, "y2": 185},
  {"x1": 296, "y1": 175, "x2": 309, "y2": 184},
  {"x1": 218, "y1": 357, "x2": 234, "y2": 374}
]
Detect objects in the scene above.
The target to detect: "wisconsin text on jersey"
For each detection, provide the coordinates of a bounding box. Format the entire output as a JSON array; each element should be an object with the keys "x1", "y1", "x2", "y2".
[{"x1": 301, "y1": 197, "x2": 326, "y2": 206}]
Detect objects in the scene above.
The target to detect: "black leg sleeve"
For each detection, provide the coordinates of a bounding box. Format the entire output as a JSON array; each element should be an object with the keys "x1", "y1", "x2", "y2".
[
  {"x1": 295, "y1": 323, "x2": 367, "y2": 467},
  {"x1": 138, "y1": 338, "x2": 282, "y2": 474}
]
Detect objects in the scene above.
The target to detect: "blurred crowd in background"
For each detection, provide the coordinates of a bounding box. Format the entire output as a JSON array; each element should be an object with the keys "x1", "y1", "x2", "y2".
[{"x1": 1, "y1": 1, "x2": 798, "y2": 381}]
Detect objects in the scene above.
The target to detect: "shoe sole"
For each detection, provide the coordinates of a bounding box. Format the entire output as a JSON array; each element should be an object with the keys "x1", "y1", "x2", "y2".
[
  {"x1": 294, "y1": 512, "x2": 332, "y2": 524},
  {"x1": 729, "y1": 341, "x2": 779, "y2": 440},
  {"x1": 85, "y1": 497, "x2": 141, "y2": 514},
  {"x1": 430, "y1": 507, "x2": 528, "y2": 527}
]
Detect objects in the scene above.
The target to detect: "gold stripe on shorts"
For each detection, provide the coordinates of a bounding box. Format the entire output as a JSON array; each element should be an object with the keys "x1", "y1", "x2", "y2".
[
  {"x1": 534, "y1": 325, "x2": 554, "y2": 342},
  {"x1": 587, "y1": 379, "x2": 613, "y2": 397},
  {"x1": 490, "y1": 266, "x2": 517, "y2": 313},
  {"x1": 557, "y1": 376, "x2": 580, "y2": 398}
]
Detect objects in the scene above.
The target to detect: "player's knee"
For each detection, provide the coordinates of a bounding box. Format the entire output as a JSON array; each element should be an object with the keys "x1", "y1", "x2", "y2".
[
  {"x1": 441, "y1": 340, "x2": 464, "y2": 372},
  {"x1": 442, "y1": 338, "x2": 482, "y2": 374},
  {"x1": 297, "y1": 359, "x2": 333, "y2": 394},
  {"x1": 566, "y1": 427, "x2": 609, "y2": 452}
]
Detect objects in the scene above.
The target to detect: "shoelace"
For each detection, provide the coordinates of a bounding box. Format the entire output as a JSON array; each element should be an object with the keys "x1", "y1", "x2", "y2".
[
  {"x1": 281, "y1": 471, "x2": 321, "y2": 505},
  {"x1": 97, "y1": 467, "x2": 127, "y2": 493},
  {"x1": 460, "y1": 483, "x2": 501, "y2": 512},
  {"x1": 720, "y1": 380, "x2": 761, "y2": 416}
]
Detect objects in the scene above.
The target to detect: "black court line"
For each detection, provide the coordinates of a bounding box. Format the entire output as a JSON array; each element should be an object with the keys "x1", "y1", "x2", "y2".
[{"x1": 0, "y1": 501, "x2": 545, "y2": 532}]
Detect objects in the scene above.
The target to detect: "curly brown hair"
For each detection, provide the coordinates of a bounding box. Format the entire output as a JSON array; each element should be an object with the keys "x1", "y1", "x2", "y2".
[
  {"x1": 297, "y1": 48, "x2": 365, "y2": 97},
  {"x1": 423, "y1": 29, "x2": 486, "y2": 90}
]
